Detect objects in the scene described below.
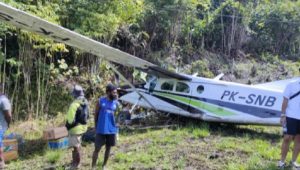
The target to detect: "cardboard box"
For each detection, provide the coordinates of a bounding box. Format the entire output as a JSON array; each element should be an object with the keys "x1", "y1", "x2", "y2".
[
  {"x1": 48, "y1": 137, "x2": 69, "y2": 150},
  {"x1": 43, "y1": 127, "x2": 68, "y2": 140},
  {"x1": 3, "y1": 139, "x2": 18, "y2": 161},
  {"x1": 4, "y1": 151, "x2": 18, "y2": 162},
  {"x1": 3, "y1": 139, "x2": 18, "y2": 152}
]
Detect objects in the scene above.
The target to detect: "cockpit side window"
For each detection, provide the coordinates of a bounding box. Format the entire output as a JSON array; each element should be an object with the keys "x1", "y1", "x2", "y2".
[
  {"x1": 176, "y1": 82, "x2": 190, "y2": 93},
  {"x1": 161, "y1": 81, "x2": 174, "y2": 91}
]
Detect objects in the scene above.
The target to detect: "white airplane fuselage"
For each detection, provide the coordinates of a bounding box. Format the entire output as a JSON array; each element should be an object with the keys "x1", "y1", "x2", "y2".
[{"x1": 120, "y1": 75, "x2": 285, "y2": 125}]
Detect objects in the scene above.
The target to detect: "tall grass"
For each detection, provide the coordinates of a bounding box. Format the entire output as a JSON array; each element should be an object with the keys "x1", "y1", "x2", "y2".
[{"x1": 45, "y1": 150, "x2": 64, "y2": 164}]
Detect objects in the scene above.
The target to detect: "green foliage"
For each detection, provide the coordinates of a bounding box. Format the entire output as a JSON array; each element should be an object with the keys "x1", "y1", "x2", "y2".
[
  {"x1": 191, "y1": 59, "x2": 214, "y2": 78},
  {"x1": 46, "y1": 86, "x2": 73, "y2": 117},
  {"x1": 6, "y1": 58, "x2": 22, "y2": 67},
  {"x1": 185, "y1": 122, "x2": 210, "y2": 138},
  {"x1": 45, "y1": 150, "x2": 63, "y2": 164},
  {"x1": 250, "y1": 1, "x2": 300, "y2": 56},
  {"x1": 233, "y1": 62, "x2": 254, "y2": 79},
  {"x1": 0, "y1": 22, "x2": 10, "y2": 36},
  {"x1": 60, "y1": 0, "x2": 145, "y2": 41}
]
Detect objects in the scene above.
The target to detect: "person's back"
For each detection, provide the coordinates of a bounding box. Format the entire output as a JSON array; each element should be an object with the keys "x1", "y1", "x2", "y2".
[
  {"x1": 0, "y1": 95, "x2": 10, "y2": 131},
  {"x1": 284, "y1": 79, "x2": 300, "y2": 120},
  {"x1": 66, "y1": 96, "x2": 89, "y2": 135}
]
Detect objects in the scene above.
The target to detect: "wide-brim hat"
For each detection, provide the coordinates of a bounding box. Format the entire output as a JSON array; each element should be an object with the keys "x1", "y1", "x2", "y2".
[{"x1": 72, "y1": 84, "x2": 84, "y2": 97}]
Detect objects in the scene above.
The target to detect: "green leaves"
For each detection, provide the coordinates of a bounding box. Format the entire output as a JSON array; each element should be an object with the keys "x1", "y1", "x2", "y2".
[
  {"x1": 49, "y1": 59, "x2": 79, "y2": 80},
  {"x1": 60, "y1": 0, "x2": 145, "y2": 41},
  {"x1": 57, "y1": 59, "x2": 67, "y2": 70},
  {"x1": 6, "y1": 58, "x2": 22, "y2": 67}
]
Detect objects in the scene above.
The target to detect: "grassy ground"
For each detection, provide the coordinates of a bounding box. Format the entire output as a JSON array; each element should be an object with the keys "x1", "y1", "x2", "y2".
[{"x1": 4, "y1": 115, "x2": 296, "y2": 170}]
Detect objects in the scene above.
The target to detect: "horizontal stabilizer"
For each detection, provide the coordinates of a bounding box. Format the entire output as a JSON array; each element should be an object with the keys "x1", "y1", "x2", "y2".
[{"x1": 253, "y1": 78, "x2": 299, "y2": 91}]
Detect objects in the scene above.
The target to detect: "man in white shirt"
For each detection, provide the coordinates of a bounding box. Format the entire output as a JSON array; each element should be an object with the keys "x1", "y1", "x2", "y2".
[
  {"x1": 279, "y1": 79, "x2": 300, "y2": 168},
  {"x1": 0, "y1": 84, "x2": 12, "y2": 169}
]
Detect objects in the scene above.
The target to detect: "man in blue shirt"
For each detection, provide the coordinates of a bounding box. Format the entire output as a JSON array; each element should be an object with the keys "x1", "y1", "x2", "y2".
[{"x1": 92, "y1": 84, "x2": 119, "y2": 169}]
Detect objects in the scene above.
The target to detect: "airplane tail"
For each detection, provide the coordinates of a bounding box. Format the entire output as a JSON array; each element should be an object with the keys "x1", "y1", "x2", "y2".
[{"x1": 253, "y1": 78, "x2": 299, "y2": 91}]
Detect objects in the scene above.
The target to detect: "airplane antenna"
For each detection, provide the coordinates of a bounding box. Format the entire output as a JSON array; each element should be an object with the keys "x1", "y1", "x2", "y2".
[{"x1": 214, "y1": 73, "x2": 224, "y2": 80}]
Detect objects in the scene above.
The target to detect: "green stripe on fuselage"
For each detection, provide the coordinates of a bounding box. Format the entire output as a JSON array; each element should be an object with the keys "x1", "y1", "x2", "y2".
[{"x1": 154, "y1": 92, "x2": 235, "y2": 116}]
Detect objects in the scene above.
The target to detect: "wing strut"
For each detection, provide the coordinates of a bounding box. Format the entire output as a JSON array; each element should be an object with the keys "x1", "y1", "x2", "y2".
[
  {"x1": 108, "y1": 63, "x2": 157, "y2": 112},
  {"x1": 129, "y1": 96, "x2": 141, "y2": 113}
]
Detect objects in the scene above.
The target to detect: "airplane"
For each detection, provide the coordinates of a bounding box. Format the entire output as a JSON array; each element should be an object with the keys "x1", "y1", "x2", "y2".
[{"x1": 0, "y1": 2, "x2": 293, "y2": 126}]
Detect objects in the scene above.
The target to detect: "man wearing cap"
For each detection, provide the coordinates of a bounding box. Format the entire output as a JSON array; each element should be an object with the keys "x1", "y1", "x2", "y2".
[
  {"x1": 92, "y1": 84, "x2": 119, "y2": 169},
  {"x1": 0, "y1": 84, "x2": 11, "y2": 169},
  {"x1": 66, "y1": 85, "x2": 89, "y2": 169}
]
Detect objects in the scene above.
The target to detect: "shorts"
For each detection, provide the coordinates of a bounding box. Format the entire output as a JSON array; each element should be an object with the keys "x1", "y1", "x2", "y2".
[
  {"x1": 95, "y1": 134, "x2": 116, "y2": 149},
  {"x1": 286, "y1": 117, "x2": 300, "y2": 135},
  {"x1": 69, "y1": 135, "x2": 82, "y2": 148}
]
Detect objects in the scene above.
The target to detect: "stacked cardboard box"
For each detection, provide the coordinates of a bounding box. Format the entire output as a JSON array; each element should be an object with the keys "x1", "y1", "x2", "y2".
[
  {"x1": 43, "y1": 127, "x2": 68, "y2": 140},
  {"x1": 43, "y1": 127, "x2": 69, "y2": 150},
  {"x1": 48, "y1": 137, "x2": 69, "y2": 149},
  {"x1": 3, "y1": 139, "x2": 18, "y2": 161}
]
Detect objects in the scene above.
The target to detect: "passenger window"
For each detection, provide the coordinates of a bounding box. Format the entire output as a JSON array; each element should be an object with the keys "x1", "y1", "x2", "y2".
[
  {"x1": 176, "y1": 82, "x2": 190, "y2": 93},
  {"x1": 161, "y1": 81, "x2": 174, "y2": 91},
  {"x1": 197, "y1": 85, "x2": 204, "y2": 94}
]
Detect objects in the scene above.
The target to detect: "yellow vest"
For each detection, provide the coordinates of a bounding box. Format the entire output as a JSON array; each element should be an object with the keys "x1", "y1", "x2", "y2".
[{"x1": 66, "y1": 99, "x2": 88, "y2": 135}]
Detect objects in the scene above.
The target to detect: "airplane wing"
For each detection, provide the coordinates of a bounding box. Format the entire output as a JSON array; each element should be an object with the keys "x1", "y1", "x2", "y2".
[
  {"x1": 0, "y1": 2, "x2": 191, "y2": 81},
  {"x1": 143, "y1": 66, "x2": 191, "y2": 80},
  {"x1": 253, "y1": 78, "x2": 299, "y2": 92}
]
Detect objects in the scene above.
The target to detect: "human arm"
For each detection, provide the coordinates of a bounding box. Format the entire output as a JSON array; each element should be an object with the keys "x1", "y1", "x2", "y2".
[
  {"x1": 281, "y1": 84, "x2": 291, "y2": 126},
  {"x1": 3, "y1": 110, "x2": 11, "y2": 127},
  {"x1": 94, "y1": 101, "x2": 100, "y2": 129},
  {"x1": 2, "y1": 98, "x2": 11, "y2": 127},
  {"x1": 280, "y1": 97, "x2": 288, "y2": 126}
]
